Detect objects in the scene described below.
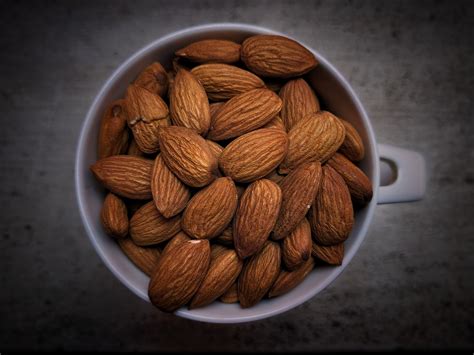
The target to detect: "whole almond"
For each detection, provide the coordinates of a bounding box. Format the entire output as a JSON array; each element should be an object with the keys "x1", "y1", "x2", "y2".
[
  {"x1": 279, "y1": 78, "x2": 320, "y2": 130},
  {"x1": 130, "y1": 201, "x2": 181, "y2": 246},
  {"x1": 309, "y1": 165, "x2": 354, "y2": 246},
  {"x1": 215, "y1": 225, "x2": 234, "y2": 246},
  {"x1": 238, "y1": 241, "x2": 281, "y2": 308},
  {"x1": 268, "y1": 258, "x2": 314, "y2": 298},
  {"x1": 134, "y1": 62, "x2": 169, "y2": 97},
  {"x1": 190, "y1": 245, "x2": 243, "y2": 309},
  {"x1": 170, "y1": 69, "x2": 211, "y2": 135},
  {"x1": 280, "y1": 111, "x2": 345, "y2": 172},
  {"x1": 100, "y1": 193, "x2": 128, "y2": 238},
  {"x1": 158, "y1": 126, "x2": 219, "y2": 187},
  {"x1": 162, "y1": 231, "x2": 191, "y2": 255},
  {"x1": 182, "y1": 177, "x2": 238, "y2": 239},
  {"x1": 151, "y1": 154, "x2": 191, "y2": 218},
  {"x1": 148, "y1": 239, "x2": 211, "y2": 312},
  {"x1": 263, "y1": 115, "x2": 286, "y2": 131},
  {"x1": 220, "y1": 282, "x2": 239, "y2": 304},
  {"x1": 209, "y1": 102, "x2": 225, "y2": 120},
  {"x1": 205, "y1": 139, "x2": 224, "y2": 159},
  {"x1": 90, "y1": 155, "x2": 153, "y2": 200},
  {"x1": 273, "y1": 162, "x2": 322, "y2": 240},
  {"x1": 175, "y1": 39, "x2": 241, "y2": 64},
  {"x1": 219, "y1": 128, "x2": 288, "y2": 183},
  {"x1": 282, "y1": 218, "x2": 312, "y2": 270},
  {"x1": 234, "y1": 179, "x2": 282, "y2": 259},
  {"x1": 207, "y1": 88, "x2": 282, "y2": 141},
  {"x1": 191, "y1": 63, "x2": 265, "y2": 101},
  {"x1": 339, "y1": 120, "x2": 365, "y2": 162},
  {"x1": 311, "y1": 242, "x2": 344, "y2": 265},
  {"x1": 97, "y1": 99, "x2": 129, "y2": 159},
  {"x1": 118, "y1": 238, "x2": 161, "y2": 276},
  {"x1": 327, "y1": 153, "x2": 373, "y2": 206},
  {"x1": 241, "y1": 35, "x2": 318, "y2": 78}
]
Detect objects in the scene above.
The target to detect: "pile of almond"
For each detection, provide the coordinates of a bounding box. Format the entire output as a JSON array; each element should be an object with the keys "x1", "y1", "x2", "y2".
[{"x1": 91, "y1": 35, "x2": 373, "y2": 312}]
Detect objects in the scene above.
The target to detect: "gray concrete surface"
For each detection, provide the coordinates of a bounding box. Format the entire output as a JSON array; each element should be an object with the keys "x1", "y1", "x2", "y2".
[{"x1": 1, "y1": 0, "x2": 473, "y2": 351}]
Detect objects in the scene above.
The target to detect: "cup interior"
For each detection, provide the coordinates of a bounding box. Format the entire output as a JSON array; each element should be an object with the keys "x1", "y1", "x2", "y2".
[{"x1": 75, "y1": 24, "x2": 379, "y2": 323}]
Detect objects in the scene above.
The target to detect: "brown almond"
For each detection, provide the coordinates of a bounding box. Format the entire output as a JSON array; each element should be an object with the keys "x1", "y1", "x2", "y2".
[
  {"x1": 282, "y1": 218, "x2": 312, "y2": 270},
  {"x1": 207, "y1": 88, "x2": 282, "y2": 141},
  {"x1": 118, "y1": 238, "x2": 161, "y2": 276},
  {"x1": 205, "y1": 139, "x2": 224, "y2": 159},
  {"x1": 238, "y1": 241, "x2": 281, "y2": 308},
  {"x1": 127, "y1": 138, "x2": 147, "y2": 158},
  {"x1": 97, "y1": 99, "x2": 129, "y2": 159},
  {"x1": 100, "y1": 193, "x2": 128, "y2": 238},
  {"x1": 268, "y1": 258, "x2": 314, "y2": 298},
  {"x1": 134, "y1": 62, "x2": 169, "y2": 97},
  {"x1": 162, "y1": 231, "x2": 191, "y2": 255},
  {"x1": 220, "y1": 282, "x2": 238, "y2": 304},
  {"x1": 264, "y1": 169, "x2": 286, "y2": 184},
  {"x1": 219, "y1": 128, "x2": 288, "y2": 183},
  {"x1": 90, "y1": 155, "x2": 153, "y2": 200},
  {"x1": 129, "y1": 201, "x2": 181, "y2": 246},
  {"x1": 234, "y1": 179, "x2": 282, "y2": 259},
  {"x1": 263, "y1": 115, "x2": 286, "y2": 131},
  {"x1": 339, "y1": 120, "x2": 365, "y2": 162},
  {"x1": 241, "y1": 35, "x2": 318, "y2": 78},
  {"x1": 311, "y1": 242, "x2": 344, "y2": 265},
  {"x1": 309, "y1": 165, "x2": 354, "y2": 245},
  {"x1": 175, "y1": 39, "x2": 241, "y2": 64},
  {"x1": 148, "y1": 239, "x2": 211, "y2": 312},
  {"x1": 215, "y1": 225, "x2": 234, "y2": 246},
  {"x1": 209, "y1": 101, "x2": 225, "y2": 120},
  {"x1": 130, "y1": 118, "x2": 171, "y2": 154},
  {"x1": 182, "y1": 177, "x2": 238, "y2": 239}
]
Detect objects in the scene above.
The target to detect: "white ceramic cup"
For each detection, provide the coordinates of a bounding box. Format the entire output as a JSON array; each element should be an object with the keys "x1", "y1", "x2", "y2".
[{"x1": 75, "y1": 24, "x2": 426, "y2": 323}]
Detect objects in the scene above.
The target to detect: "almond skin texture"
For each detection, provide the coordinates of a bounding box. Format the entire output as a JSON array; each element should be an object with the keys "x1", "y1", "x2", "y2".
[
  {"x1": 100, "y1": 193, "x2": 128, "y2": 238},
  {"x1": 170, "y1": 69, "x2": 211, "y2": 135},
  {"x1": 162, "y1": 231, "x2": 191, "y2": 255},
  {"x1": 127, "y1": 138, "x2": 147, "y2": 158},
  {"x1": 219, "y1": 128, "x2": 289, "y2": 183},
  {"x1": 281, "y1": 111, "x2": 346, "y2": 172},
  {"x1": 151, "y1": 154, "x2": 191, "y2": 218},
  {"x1": 309, "y1": 165, "x2": 354, "y2": 246},
  {"x1": 263, "y1": 115, "x2": 286, "y2": 131},
  {"x1": 241, "y1": 35, "x2": 318, "y2": 78},
  {"x1": 220, "y1": 282, "x2": 238, "y2": 303},
  {"x1": 279, "y1": 78, "x2": 320, "y2": 130},
  {"x1": 148, "y1": 239, "x2": 211, "y2": 312},
  {"x1": 118, "y1": 238, "x2": 161, "y2": 276},
  {"x1": 97, "y1": 99, "x2": 129, "y2": 159},
  {"x1": 282, "y1": 218, "x2": 312, "y2": 270},
  {"x1": 273, "y1": 162, "x2": 322, "y2": 240},
  {"x1": 215, "y1": 225, "x2": 234, "y2": 246},
  {"x1": 205, "y1": 139, "x2": 224, "y2": 160},
  {"x1": 327, "y1": 153, "x2": 373, "y2": 206},
  {"x1": 238, "y1": 241, "x2": 281, "y2": 308},
  {"x1": 234, "y1": 179, "x2": 282, "y2": 259},
  {"x1": 209, "y1": 102, "x2": 225, "y2": 120},
  {"x1": 190, "y1": 245, "x2": 243, "y2": 309},
  {"x1": 207, "y1": 88, "x2": 282, "y2": 141},
  {"x1": 182, "y1": 177, "x2": 238, "y2": 239},
  {"x1": 191, "y1": 63, "x2": 265, "y2": 101},
  {"x1": 90, "y1": 155, "x2": 153, "y2": 200},
  {"x1": 175, "y1": 39, "x2": 241, "y2": 64},
  {"x1": 339, "y1": 120, "x2": 365, "y2": 162},
  {"x1": 158, "y1": 126, "x2": 219, "y2": 187},
  {"x1": 134, "y1": 62, "x2": 169, "y2": 97},
  {"x1": 268, "y1": 257, "x2": 315, "y2": 298},
  {"x1": 129, "y1": 201, "x2": 181, "y2": 246},
  {"x1": 311, "y1": 242, "x2": 344, "y2": 265}
]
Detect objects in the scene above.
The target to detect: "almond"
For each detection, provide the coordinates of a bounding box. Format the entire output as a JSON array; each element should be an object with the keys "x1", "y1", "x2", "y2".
[
  {"x1": 264, "y1": 169, "x2": 286, "y2": 184},
  {"x1": 209, "y1": 101, "x2": 225, "y2": 120},
  {"x1": 182, "y1": 177, "x2": 238, "y2": 239},
  {"x1": 191, "y1": 63, "x2": 265, "y2": 101},
  {"x1": 90, "y1": 155, "x2": 153, "y2": 200},
  {"x1": 205, "y1": 139, "x2": 224, "y2": 159},
  {"x1": 134, "y1": 62, "x2": 169, "y2": 97},
  {"x1": 175, "y1": 39, "x2": 241, "y2": 64},
  {"x1": 273, "y1": 162, "x2": 322, "y2": 240},
  {"x1": 130, "y1": 201, "x2": 181, "y2": 246},
  {"x1": 127, "y1": 138, "x2": 147, "y2": 158},
  {"x1": 189, "y1": 245, "x2": 243, "y2": 309},
  {"x1": 97, "y1": 99, "x2": 129, "y2": 159},
  {"x1": 280, "y1": 111, "x2": 345, "y2": 172},
  {"x1": 311, "y1": 242, "x2": 344, "y2": 265},
  {"x1": 238, "y1": 241, "x2": 281, "y2": 308},
  {"x1": 268, "y1": 258, "x2": 314, "y2": 298},
  {"x1": 241, "y1": 35, "x2": 318, "y2": 78},
  {"x1": 282, "y1": 218, "x2": 312, "y2": 270},
  {"x1": 130, "y1": 119, "x2": 171, "y2": 154},
  {"x1": 339, "y1": 119, "x2": 365, "y2": 162},
  {"x1": 309, "y1": 165, "x2": 354, "y2": 246},
  {"x1": 100, "y1": 193, "x2": 128, "y2": 238},
  {"x1": 219, "y1": 128, "x2": 288, "y2": 183},
  {"x1": 148, "y1": 239, "x2": 211, "y2": 312},
  {"x1": 118, "y1": 238, "x2": 161, "y2": 276},
  {"x1": 279, "y1": 78, "x2": 320, "y2": 130},
  {"x1": 263, "y1": 115, "x2": 286, "y2": 131},
  {"x1": 170, "y1": 69, "x2": 211, "y2": 135},
  {"x1": 220, "y1": 282, "x2": 238, "y2": 304},
  {"x1": 162, "y1": 231, "x2": 191, "y2": 255},
  {"x1": 158, "y1": 126, "x2": 219, "y2": 187},
  {"x1": 215, "y1": 225, "x2": 234, "y2": 246},
  {"x1": 151, "y1": 154, "x2": 191, "y2": 218},
  {"x1": 207, "y1": 88, "x2": 282, "y2": 141},
  {"x1": 234, "y1": 179, "x2": 282, "y2": 259},
  {"x1": 327, "y1": 153, "x2": 373, "y2": 206}
]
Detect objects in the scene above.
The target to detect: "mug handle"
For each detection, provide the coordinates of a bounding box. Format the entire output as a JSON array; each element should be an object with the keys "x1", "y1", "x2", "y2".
[{"x1": 377, "y1": 144, "x2": 426, "y2": 204}]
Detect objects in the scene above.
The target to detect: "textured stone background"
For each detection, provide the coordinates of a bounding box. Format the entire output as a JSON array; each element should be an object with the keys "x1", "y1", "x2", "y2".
[{"x1": 0, "y1": 0, "x2": 473, "y2": 351}]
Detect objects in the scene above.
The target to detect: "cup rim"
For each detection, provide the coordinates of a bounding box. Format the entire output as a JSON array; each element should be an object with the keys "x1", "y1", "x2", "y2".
[{"x1": 75, "y1": 23, "x2": 379, "y2": 323}]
